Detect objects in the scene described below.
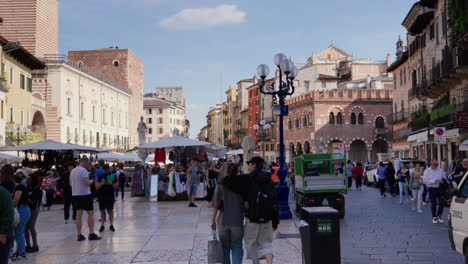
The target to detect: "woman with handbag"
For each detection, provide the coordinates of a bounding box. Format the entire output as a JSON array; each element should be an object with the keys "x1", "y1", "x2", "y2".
[
  {"x1": 210, "y1": 163, "x2": 244, "y2": 264},
  {"x1": 410, "y1": 163, "x2": 424, "y2": 213},
  {"x1": 397, "y1": 164, "x2": 411, "y2": 204},
  {"x1": 12, "y1": 174, "x2": 31, "y2": 261}
]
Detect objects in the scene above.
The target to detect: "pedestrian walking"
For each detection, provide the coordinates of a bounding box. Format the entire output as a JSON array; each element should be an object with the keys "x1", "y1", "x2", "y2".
[
  {"x1": 0, "y1": 185, "x2": 14, "y2": 264},
  {"x1": 25, "y1": 174, "x2": 42, "y2": 253},
  {"x1": 377, "y1": 162, "x2": 387, "y2": 197},
  {"x1": 410, "y1": 163, "x2": 424, "y2": 213},
  {"x1": 423, "y1": 160, "x2": 447, "y2": 224},
  {"x1": 97, "y1": 164, "x2": 118, "y2": 233},
  {"x1": 346, "y1": 160, "x2": 354, "y2": 189},
  {"x1": 187, "y1": 160, "x2": 200, "y2": 208},
  {"x1": 351, "y1": 162, "x2": 364, "y2": 191},
  {"x1": 211, "y1": 163, "x2": 244, "y2": 264},
  {"x1": 12, "y1": 173, "x2": 31, "y2": 261},
  {"x1": 453, "y1": 158, "x2": 468, "y2": 185},
  {"x1": 397, "y1": 164, "x2": 410, "y2": 204},
  {"x1": 71, "y1": 156, "x2": 101, "y2": 241},
  {"x1": 386, "y1": 162, "x2": 396, "y2": 197},
  {"x1": 116, "y1": 165, "x2": 127, "y2": 201},
  {"x1": 223, "y1": 157, "x2": 279, "y2": 264},
  {"x1": 59, "y1": 164, "x2": 76, "y2": 224}
]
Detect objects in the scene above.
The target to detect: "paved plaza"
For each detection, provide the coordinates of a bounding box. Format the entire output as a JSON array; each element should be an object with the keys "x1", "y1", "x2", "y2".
[{"x1": 21, "y1": 186, "x2": 463, "y2": 264}]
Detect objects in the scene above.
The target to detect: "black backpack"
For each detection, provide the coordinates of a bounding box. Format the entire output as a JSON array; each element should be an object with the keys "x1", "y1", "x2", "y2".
[{"x1": 246, "y1": 176, "x2": 276, "y2": 223}]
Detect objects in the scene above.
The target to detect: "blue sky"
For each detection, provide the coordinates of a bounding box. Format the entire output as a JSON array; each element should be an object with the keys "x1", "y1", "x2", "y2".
[{"x1": 59, "y1": 0, "x2": 412, "y2": 138}]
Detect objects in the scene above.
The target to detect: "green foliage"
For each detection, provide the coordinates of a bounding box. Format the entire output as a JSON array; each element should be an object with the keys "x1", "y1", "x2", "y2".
[
  {"x1": 448, "y1": 0, "x2": 468, "y2": 48},
  {"x1": 6, "y1": 131, "x2": 43, "y2": 146}
]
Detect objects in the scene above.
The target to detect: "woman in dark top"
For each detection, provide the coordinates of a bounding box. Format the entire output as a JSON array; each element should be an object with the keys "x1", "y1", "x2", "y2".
[
  {"x1": 205, "y1": 162, "x2": 219, "y2": 207},
  {"x1": 25, "y1": 174, "x2": 42, "y2": 253},
  {"x1": 0, "y1": 164, "x2": 15, "y2": 194},
  {"x1": 12, "y1": 174, "x2": 31, "y2": 261},
  {"x1": 386, "y1": 162, "x2": 396, "y2": 197}
]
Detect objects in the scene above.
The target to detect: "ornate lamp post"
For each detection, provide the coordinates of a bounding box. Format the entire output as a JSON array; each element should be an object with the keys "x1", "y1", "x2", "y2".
[
  {"x1": 256, "y1": 53, "x2": 298, "y2": 219},
  {"x1": 253, "y1": 120, "x2": 271, "y2": 161}
]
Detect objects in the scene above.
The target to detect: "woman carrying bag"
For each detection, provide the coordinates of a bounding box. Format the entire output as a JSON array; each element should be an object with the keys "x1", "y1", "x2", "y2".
[
  {"x1": 410, "y1": 163, "x2": 424, "y2": 213},
  {"x1": 210, "y1": 163, "x2": 244, "y2": 264},
  {"x1": 12, "y1": 174, "x2": 31, "y2": 261},
  {"x1": 397, "y1": 164, "x2": 411, "y2": 204}
]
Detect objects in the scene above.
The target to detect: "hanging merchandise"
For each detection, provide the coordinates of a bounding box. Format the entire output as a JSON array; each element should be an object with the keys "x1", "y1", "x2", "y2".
[
  {"x1": 154, "y1": 148, "x2": 166, "y2": 163},
  {"x1": 197, "y1": 147, "x2": 206, "y2": 161},
  {"x1": 131, "y1": 164, "x2": 145, "y2": 197}
]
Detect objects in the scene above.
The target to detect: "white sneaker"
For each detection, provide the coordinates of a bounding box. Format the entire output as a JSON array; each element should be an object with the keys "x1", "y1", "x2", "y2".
[
  {"x1": 417, "y1": 210, "x2": 423, "y2": 214},
  {"x1": 423, "y1": 202, "x2": 427, "y2": 206},
  {"x1": 437, "y1": 217, "x2": 444, "y2": 224},
  {"x1": 432, "y1": 217, "x2": 438, "y2": 224},
  {"x1": 64, "y1": 220, "x2": 68, "y2": 224}
]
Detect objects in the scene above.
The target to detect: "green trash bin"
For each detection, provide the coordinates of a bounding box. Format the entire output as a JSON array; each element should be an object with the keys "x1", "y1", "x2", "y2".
[{"x1": 299, "y1": 207, "x2": 340, "y2": 264}]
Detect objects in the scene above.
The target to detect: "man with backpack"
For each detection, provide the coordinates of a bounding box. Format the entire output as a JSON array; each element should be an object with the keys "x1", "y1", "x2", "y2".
[{"x1": 222, "y1": 156, "x2": 279, "y2": 264}]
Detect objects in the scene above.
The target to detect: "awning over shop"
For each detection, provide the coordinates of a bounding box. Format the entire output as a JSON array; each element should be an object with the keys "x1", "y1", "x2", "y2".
[
  {"x1": 460, "y1": 140, "x2": 468, "y2": 151},
  {"x1": 407, "y1": 131, "x2": 429, "y2": 143},
  {"x1": 392, "y1": 145, "x2": 410, "y2": 151}
]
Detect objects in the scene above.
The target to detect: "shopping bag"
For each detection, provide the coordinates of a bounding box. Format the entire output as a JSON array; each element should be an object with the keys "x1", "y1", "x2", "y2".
[
  {"x1": 13, "y1": 208, "x2": 20, "y2": 227},
  {"x1": 207, "y1": 230, "x2": 223, "y2": 264},
  {"x1": 41, "y1": 189, "x2": 47, "y2": 205}
]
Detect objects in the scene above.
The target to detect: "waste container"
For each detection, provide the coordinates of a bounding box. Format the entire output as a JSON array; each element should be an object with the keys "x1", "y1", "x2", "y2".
[{"x1": 299, "y1": 207, "x2": 340, "y2": 264}]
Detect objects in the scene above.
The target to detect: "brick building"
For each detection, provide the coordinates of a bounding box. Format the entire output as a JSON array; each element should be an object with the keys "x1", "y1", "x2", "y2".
[
  {"x1": 284, "y1": 89, "x2": 393, "y2": 162},
  {"x1": 0, "y1": 0, "x2": 59, "y2": 59},
  {"x1": 68, "y1": 48, "x2": 144, "y2": 147}
]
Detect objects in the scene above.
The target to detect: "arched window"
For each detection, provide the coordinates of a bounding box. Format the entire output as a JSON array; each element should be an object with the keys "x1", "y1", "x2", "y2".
[
  {"x1": 351, "y1": 113, "x2": 357, "y2": 124},
  {"x1": 113, "y1": 60, "x2": 119, "y2": 67},
  {"x1": 295, "y1": 118, "x2": 300, "y2": 128},
  {"x1": 288, "y1": 119, "x2": 292, "y2": 129},
  {"x1": 303, "y1": 116, "x2": 307, "y2": 127},
  {"x1": 336, "y1": 112, "x2": 343, "y2": 125},
  {"x1": 329, "y1": 112, "x2": 335, "y2": 125},
  {"x1": 375, "y1": 117, "x2": 385, "y2": 128},
  {"x1": 358, "y1": 113, "x2": 364, "y2": 125}
]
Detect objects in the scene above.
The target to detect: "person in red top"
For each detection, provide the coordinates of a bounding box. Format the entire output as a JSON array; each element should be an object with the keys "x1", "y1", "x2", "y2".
[{"x1": 351, "y1": 162, "x2": 364, "y2": 191}]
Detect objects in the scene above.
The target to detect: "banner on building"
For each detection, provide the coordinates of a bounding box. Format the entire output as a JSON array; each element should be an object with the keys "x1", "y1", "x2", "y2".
[
  {"x1": 332, "y1": 143, "x2": 345, "y2": 154},
  {"x1": 434, "y1": 127, "x2": 446, "y2": 144},
  {"x1": 457, "y1": 111, "x2": 468, "y2": 128}
]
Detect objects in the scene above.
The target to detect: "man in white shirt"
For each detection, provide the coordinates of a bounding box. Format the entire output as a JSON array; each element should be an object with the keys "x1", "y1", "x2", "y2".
[
  {"x1": 422, "y1": 160, "x2": 447, "y2": 224},
  {"x1": 71, "y1": 156, "x2": 101, "y2": 241}
]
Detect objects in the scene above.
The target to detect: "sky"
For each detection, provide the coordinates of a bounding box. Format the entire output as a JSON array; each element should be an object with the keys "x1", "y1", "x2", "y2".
[{"x1": 59, "y1": 0, "x2": 413, "y2": 138}]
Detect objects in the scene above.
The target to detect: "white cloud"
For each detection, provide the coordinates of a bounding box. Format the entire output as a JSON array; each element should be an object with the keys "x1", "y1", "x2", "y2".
[{"x1": 159, "y1": 4, "x2": 246, "y2": 30}]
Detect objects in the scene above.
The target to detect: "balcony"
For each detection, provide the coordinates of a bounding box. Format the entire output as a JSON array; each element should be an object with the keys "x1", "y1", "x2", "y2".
[
  {"x1": 408, "y1": 9, "x2": 434, "y2": 35},
  {"x1": 388, "y1": 110, "x2": 410, "y2": 124},
  {"x1": 420, "y1": 48, "x2": 468, "y2": 99},
  {"x1": 374, "y1": 128, "x2": 392, "y2": 140},
  {"x1": 393, "y1": 127, "x2": 412, "y2": 141}
]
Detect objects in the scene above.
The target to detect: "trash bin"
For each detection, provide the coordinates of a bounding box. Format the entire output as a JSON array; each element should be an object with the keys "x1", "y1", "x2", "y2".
[{"x1": 299, "y1": 207, "x2": 340, "y2": 264}]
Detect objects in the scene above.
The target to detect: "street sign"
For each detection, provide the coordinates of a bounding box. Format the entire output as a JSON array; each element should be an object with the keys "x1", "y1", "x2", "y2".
[
  {"x1": 434, "y1": 127, "x2": 446, "y2": 144},
  {"x1": 274, "y1": 105, "x2": 289, "y2": 116}
]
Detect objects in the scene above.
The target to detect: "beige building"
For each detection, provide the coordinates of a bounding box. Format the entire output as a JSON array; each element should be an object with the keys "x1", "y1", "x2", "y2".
[
  {"x1": 44, "y1": 55, "x2": 131, "y2": 150},
  {"x1": 0, "y1": 36, "x2": 45, "y2": 146},
  {"x1": 224, "y1": 86, "x2": 238, "y2": 148},
  {"x1": 143, "y1": 94, "x2": 187, "y2": 143},
  {"x1": 294, "y1": 45, "x2": 392, "y2": 95},
  {"x1": 206, "y1": 104, "x2": 224, "y2": 145}
]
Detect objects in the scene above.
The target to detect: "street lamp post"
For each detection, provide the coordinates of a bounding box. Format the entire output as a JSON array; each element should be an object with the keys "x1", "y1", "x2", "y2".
[
  {"x1": 256, "y1": 53, "x2": 298, "y2": 219},
  {"x1": 253, "y1": 120, "x2": 271, "y2": 161},
  {"x1": 9, "y1": 124, "x2": 30, "y2": 156}
]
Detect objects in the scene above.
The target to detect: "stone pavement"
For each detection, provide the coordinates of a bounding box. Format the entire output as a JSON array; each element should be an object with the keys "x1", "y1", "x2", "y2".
[{"x1": 19, "y1": 186, "x2": 462, "y2": 264}]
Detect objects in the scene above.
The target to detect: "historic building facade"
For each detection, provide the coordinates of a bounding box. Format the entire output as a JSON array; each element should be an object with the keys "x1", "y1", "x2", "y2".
[
  {"x1": 0, "y1": 36, "x2": 46, "y2": 145},
  {"x1": 44, "y1": 55, "x2": 130, "y2": 150},
  {"x1": 284, "y1": 89, "x2": 393, "y2": 162},
  {"x1": 68, "y1": 48, "x2": 144, "y2": 148},
  {"x1": 143, "y1": 93, "x2": 187, "y2": 143}
]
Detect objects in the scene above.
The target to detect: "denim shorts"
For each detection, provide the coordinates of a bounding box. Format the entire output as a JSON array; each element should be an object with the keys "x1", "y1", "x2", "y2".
[{"x1": 188, "y1": 183, "x2": 198, "y2": 195}]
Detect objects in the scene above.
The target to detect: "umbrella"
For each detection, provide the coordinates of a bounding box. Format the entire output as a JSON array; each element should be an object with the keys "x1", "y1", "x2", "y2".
[
  {"x1": 0, "y1": 153, "x2": 23, "y2": 163},
  {"x1": 96, "y1": 152, "x2": 125, "y2": 161},
  {"x1": 242, "y1": 135, "x2": 255, "y2": 173},
  {"x1": 227, "y1": 149, "x2": 261, "y2": 155},
  {"x1": 138, "y1": 136, "x2": 211, "y2": 149},
  {"x1": 1, "y1": 140, "x2": 100, "y2": 152}
]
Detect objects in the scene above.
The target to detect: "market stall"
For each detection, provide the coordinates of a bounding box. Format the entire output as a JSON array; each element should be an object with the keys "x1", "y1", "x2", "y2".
[{"x1": 138, "y1": 136, "x2": 212, "y2": 201}]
